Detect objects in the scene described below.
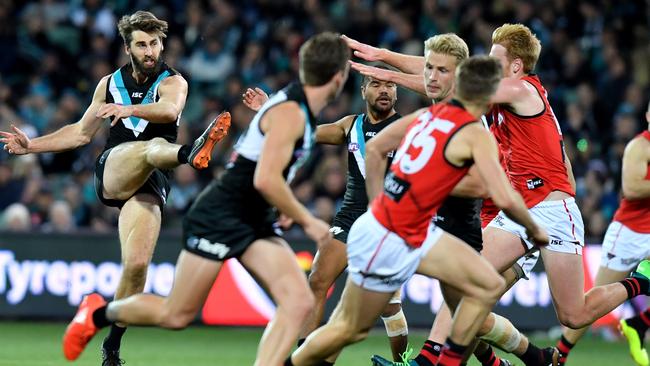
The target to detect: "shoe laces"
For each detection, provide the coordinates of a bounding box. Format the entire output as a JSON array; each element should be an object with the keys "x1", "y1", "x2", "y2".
[
  {"x1": 396, "y1": 345, "x2": 414, "y2": 366},
  {"x1": 101, "y1": 349, "x2": 125, "y2": 366}
]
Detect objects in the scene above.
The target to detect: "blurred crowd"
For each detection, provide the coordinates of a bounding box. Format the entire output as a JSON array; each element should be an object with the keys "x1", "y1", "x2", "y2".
[{"x1": 0, "y1": 0, "x2": 648, "y2": 243}]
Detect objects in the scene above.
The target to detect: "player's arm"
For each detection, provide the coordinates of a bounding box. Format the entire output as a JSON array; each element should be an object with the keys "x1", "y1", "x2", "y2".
[
  {"x1": 489, "y1": 78, "x2": 530, "y2": 105},
  {"x1": 468, "y1": 125, "x2": 548, "y2": 245},
  {"x1": 365, "y1": 109, "x2": 425, "y2": 202},
  {"x1": 621, "y1": 137, "x2": 650, "y2": 200},
  {"x1": 564, "y1": 150, "x2": 577, "y2": 191},
  {"x1": 98, "y1": 75, "x2": 188, "y2": 126},
  {"x1": 253, "y1": 103, "x2": 330, "y2": 244},
  {"x1": 316, "y1": 115, "x2": 355, "y2": 145},
  {"x1": 1, "y1": 76, "x2": 110, "y2": 154},
  {"x1": 242, "y1": 86, "x2": 353, "y2": 145},
  {"x1": 350, "y1": 61, "x2": 426, "y2": 96},
  {"x1": 342, "y1": 35, "x2": 425, "y2": 74},
  {"x1": 451, "y1": 166, "x2": 488, "y2": 198}
]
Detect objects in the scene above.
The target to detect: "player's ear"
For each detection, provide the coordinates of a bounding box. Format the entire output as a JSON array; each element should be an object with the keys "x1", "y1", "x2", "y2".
[{"x1": 124, "y1": 43, "x2": 130, "y2": 56}]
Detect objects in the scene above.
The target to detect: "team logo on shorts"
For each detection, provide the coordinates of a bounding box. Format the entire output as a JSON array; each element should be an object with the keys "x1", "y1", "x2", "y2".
[{"x1": 348, "y1": 142, "x2": 359, "y2": 152}]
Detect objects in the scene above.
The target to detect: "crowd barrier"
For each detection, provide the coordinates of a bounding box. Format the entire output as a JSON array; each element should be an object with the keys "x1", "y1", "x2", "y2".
[{"x1": 0, "y1": 232, "x2": 638, "y2": 329}]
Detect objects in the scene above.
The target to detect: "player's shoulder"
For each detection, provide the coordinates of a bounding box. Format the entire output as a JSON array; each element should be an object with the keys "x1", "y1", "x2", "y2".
[{"x1": 626, "y1": 132, "x2": 650, "y2": 154}]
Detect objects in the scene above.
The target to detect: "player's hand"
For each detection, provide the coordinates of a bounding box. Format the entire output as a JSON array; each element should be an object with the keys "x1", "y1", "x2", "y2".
[
  {"x1": 349, "y1": 60, "x2": 394, "y2": 82},
  {"x1": 303, "y1": 216, "x2": 332, "y2": 248},
  {"x1": 97, "y1": 103, "x2": 135, "y2": 126},
  {"x1": 0, "y1": 125, "x2": 31, "y2": 155},
  {"x1": 276, "y1": 213, "x2": 294, "y2": 230},
  {"x1": 341, "y1": 35, "x2": 384, "y2": 62},
  {"x1": 526, "y1": 225, "x2": 549, "y2": 247},
  {"x1": 242, "y1": 87, "x2": 268, "y2": 112}
]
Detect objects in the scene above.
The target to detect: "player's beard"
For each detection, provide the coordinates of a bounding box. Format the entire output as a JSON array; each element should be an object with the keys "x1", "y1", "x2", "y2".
[
  {"x1": 368, "y1": 95, "x2": 395, "y2": 119},
  {"x1": 131, "y1": 54, "x2": 162, "y2": 79}
]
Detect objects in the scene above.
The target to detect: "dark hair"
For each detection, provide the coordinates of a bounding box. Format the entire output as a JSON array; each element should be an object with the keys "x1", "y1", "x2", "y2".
[
  {"x1": 455, "y1": 56, "x2": 503, "y2": 104},
  {"x1": 118, "y1": 11, "x2": 168, "y2": 47},
  {"x1": 299, "y1": 32, "x2": 351, "y2": 86}
]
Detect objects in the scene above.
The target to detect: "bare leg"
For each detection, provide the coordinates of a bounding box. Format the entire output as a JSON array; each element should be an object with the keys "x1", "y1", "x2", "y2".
[
  {"x1": 107, "y1": 250, "x2": 223, "y2": 328},
  {"x1": 240, "y1": 238, "x2": 316, "y2": 366},
  {"x1": 542, "y1": 248, "x2": 631, "y2": 328},
  {"x1": 291, "y1": 279, "x2": 395, "y2": 366},
  {"x1": 381, "y1": 289, "x2": 409, "y2": 361},
  {"x1": 102, "y1": 138, "x2": 182, "y2": 200},
  {"x1": 555, "y1": 266, "x2": 630, "y2": 364},
  {"x1": 114, "y1": 194, "x2": 162, "y2": 301},
  {"x1": 300, "y1": 237, "x2": 348, "y2": 339},
  {"x1": 416, "y1": 232, "x2": 505, "y2": 346}
]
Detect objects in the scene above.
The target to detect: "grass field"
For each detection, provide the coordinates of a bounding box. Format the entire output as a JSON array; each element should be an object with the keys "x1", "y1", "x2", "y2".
[{"x1": 0, "y1": 322, "x2": 636, "y2": 366}]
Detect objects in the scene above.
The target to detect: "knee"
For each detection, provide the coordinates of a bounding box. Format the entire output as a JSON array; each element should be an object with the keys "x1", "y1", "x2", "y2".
[
  {"x1": 160, "y1": 315, "x2": 193, "y2": 330},
  {"x1": 557, "y1": 310, "x2": 588, "y2": 329},
  {"x1": 280, "y1": 288, "x2": 315, "y2": 321},
  {"x1": 308, "y1": 269, "x2": 334, "y2": 297},
  {"x1": 331, "y1": 320, "x2": 370, "y2": 344},
  {"x1": 381, "y1": 303, "x2": 401, "y2": 318},
  {"x1": 482, "y1": 273, "x2": 506, "y2": 303},
  {"x1": 159, "y1": 311, "x2": 193, "y2": 330},
  {"x1": 121, "y1": 259, "x2": 150, "y2": 283}
]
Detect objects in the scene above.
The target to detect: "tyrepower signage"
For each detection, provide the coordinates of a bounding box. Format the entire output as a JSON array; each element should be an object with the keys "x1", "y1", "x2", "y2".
[{"x1": 0, "y1": 232, "x2": 635, "y2": 329}]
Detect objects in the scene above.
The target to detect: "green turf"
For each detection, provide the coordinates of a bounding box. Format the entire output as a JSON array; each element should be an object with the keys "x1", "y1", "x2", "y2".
[{"x1": 0, "y1": 322, "x2": 634, "y2": 365}]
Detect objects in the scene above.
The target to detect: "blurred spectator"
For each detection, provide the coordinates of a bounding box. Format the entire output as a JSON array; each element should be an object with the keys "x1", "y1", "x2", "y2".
[
  {"x1": 0, "y1": 0, "x2": 647, "y2": 243},
  {"x1": 1, "y1": 203, "x2": 31, "y2": 232},
  {"x1": 42, "y1": 200, "x2": 76, "y2": 233}
]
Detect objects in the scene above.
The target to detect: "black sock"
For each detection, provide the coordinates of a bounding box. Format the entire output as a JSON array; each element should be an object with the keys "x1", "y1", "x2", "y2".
[
  {"x1": 92, "y1": 305, "x2": 111, "y2": 328},
  {"x1": 620, "y1": 277, "x2": 649, "y2": 298},
  {"x1": 438, "y1": 339, "x2": 467, "y2": 366},
  {"x1": 284, "y1": 357, "x2": 294, "y2": 366},
  {"x1": 102, "y1": 324, "x2": 127, "y2": 351},
  {"x1": 518, "y1": 342, "x2": 543, "y2": 366},
  {"x1": 475, "y1": 345, "x2": 500, "y2": 366},
  {"x1": 414, "y1": 340, "x2": 442, "y2": 366},
  {"x1": 177, "y1": 145, "x2": 191, "y2": 164},
  {"x1": 297, "y1": 338, "x2": 306, "y2": 348}
]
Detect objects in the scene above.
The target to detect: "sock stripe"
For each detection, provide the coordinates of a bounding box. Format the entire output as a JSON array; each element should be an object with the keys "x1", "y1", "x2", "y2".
[
  {"x1": 641, "y1": 311, "x2": 650, "y2": 327},
  {"x1": 420, "y1": 348, "x2": 440, "y2": 362}
]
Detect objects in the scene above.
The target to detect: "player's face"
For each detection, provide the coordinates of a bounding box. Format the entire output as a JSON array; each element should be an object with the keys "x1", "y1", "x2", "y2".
[
  {"x1": 423, "y1": 51, "x2": 457, "y2": 103},
  {"x1": 489, "y1": 44, "x2": 513, "y2": 77},
  {"x1": 128, "y1": 30, "x2": 163, "y2": 78},
  {"x1": 362, "y1": 78, "x2": 397, "y2": 114}
]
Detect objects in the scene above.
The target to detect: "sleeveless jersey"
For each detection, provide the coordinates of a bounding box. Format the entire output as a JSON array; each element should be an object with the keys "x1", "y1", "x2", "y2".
[
  {"x1": 341, "y1": 113, "x2": 401, "y2": 211},
  {"x1": 104, "y1": 63, "x2": 179, "y2": 151},
  {"x1": 479, "y1": 119, "x2": 504, "y2": 228},
  {"x1": 371, "y1": 100, "x2": 477, "y2": 248},
  {"x1": 217, "y1": 82, "x2": 317, "y2": 213},
  {"x1": 488, "y1": 74, "x2": 574, "y2": 207},
  {"x1": 613, "y1": 130, "x2": 650, "y2": 233}
]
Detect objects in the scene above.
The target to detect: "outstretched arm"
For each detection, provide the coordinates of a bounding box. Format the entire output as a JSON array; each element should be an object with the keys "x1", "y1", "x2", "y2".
[
  {"x1": 350, "y1": 61, "x2": 426, "y2": 96},
  {"x1": 316, "y1": 115, "x2": 355, "y2": 145},
  {"x1": 1, "y1": 76, "x2": 110, "y2": 154},
  {"x1": 342, "y1": 35, "x2": 425, "y2": 74}
]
